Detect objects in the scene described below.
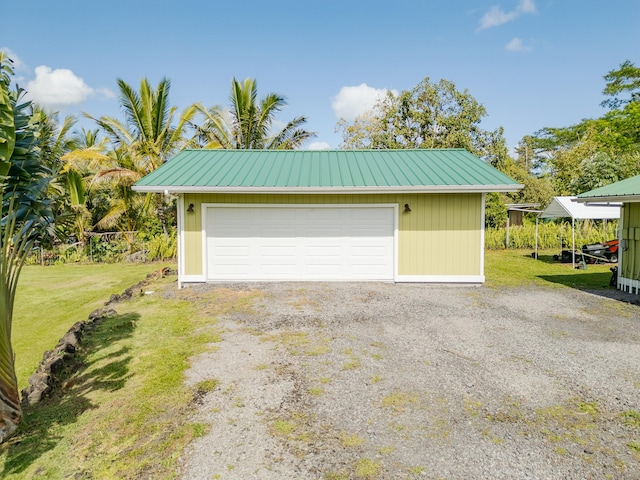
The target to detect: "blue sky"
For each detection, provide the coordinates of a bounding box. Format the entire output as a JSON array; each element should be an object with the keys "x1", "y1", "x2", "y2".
[{"x1": 2, "y1": 0, "x2": 639, "y2": 152}]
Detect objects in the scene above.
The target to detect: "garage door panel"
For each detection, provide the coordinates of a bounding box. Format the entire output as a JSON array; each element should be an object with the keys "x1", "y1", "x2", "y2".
[
  {"x1": 206, "y1": 206, "x2": 394, "y2": 280},
  {"x1": 210, "y1": 245, "x2": 251, "y2": 256},
  {"x1": 259, "y1": 245, "x2": 295, "y2": 256},
  {"x1": 305, "y1": 245, "x2": 342, "y2": 255},
  {"x1": 260, "y1": 228, "x2": 297, "y2": 238},
  {"x1": 212, "y1": 227, "x2": 253, "y2": 238},
  {"x1": 350, "y1": 246, "x2": 389, "y2": 256}
]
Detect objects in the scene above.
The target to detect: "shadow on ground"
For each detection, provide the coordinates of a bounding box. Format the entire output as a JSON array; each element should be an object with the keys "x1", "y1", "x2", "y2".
[
  {"x1": 0, "y1": 312, "x2": 139, "y2": 477},
  {"x1": 539, "y1": 272, "x2": 640, "y2": 306}
]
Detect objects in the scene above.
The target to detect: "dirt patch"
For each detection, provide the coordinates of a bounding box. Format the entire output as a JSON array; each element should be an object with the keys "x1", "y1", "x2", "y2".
[{"x1": 178, "y1": 283, "x2": 640, "y2": 479}]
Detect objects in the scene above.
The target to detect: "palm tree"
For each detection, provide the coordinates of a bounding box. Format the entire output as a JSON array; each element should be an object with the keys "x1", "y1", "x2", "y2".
[
  {"x1": 0, "y1": 53, "x2": 54, "y2": 442},
  {"x1": 58, "y1": 129, "x2": 110, "y2": 242},
  {"x1": 195, "y1": 77, "x2": 315, "y2": 149},
  {"x1": 76, "y1": 77, "x2": 198, "y2": 235}
]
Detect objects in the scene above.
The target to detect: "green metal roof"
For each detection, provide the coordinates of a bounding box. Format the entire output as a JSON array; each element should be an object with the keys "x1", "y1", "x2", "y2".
[
  {"x1": 133, "y1": 149, "x2": 522, "y2": 194},
  {"x1": 577, "y1": 174, "x2": 640, "y2": 203}
]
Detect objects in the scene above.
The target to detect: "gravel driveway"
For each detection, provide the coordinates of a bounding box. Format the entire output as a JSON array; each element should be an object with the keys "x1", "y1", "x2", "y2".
[{"x1": 177, "y1": 283, "x2": 640, "y2": 480}]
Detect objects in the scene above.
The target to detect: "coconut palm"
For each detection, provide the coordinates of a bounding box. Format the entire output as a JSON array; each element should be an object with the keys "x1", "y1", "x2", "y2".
[
  {"x1": 58, "y1": 129, "x2": 110, "y2": 242},
  {"x1": 195, "y1": 77, "x2": 315, "y2": 149},
  {"x1": 76, "y1": 77, "x2": 198, "y2": 235},
  {"x1": 0, "y1": 53, "x2": 54, "y2": 442}
]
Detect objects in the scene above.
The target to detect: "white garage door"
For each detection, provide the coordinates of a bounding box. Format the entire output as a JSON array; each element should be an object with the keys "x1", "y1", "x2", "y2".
[{"x1": 205, "y1": 205, "x2": 395, "y2": 281}]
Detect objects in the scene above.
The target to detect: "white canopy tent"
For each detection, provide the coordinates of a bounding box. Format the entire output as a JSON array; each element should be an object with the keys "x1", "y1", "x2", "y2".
[{"x1": 537, "y1": 196, "x2": 621, "y2": 267}]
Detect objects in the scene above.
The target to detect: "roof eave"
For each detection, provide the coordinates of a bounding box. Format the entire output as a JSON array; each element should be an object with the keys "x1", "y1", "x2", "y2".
[
  {"x1": 576, "y1": 195, "x2": 640, "y2": 204},
  {"x1": 132, "y1": 184, "x2": 524, "y2": 194}
]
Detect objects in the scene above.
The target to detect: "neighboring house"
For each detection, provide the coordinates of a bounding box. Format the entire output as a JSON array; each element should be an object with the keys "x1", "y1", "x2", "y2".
[
  {"x1": 133, "y1": 149, "x2": 521, "y2": 287},
  {"x1": 577, "y1": 174, "x2": 640, "y2": 295}
]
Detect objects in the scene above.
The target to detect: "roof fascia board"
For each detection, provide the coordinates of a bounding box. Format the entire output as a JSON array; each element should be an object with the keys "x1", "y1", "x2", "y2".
[
  {"x1": 576, "y1": 195, "x2": 640, "y2": 203},
  {"x1": 132, "y1": 184, "x2": 524, "y2": 194}
]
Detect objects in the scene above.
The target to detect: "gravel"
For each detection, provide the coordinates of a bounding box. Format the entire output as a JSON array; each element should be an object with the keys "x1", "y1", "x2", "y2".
[{"x1": 177, "y1": 282, "x2": 640, "y2": 479}]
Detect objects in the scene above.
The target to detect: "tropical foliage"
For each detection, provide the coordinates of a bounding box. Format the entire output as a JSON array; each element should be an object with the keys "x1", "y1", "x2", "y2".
[
  {"x1": 66, "y1": 77, "x2": 199, "y2": 236},
  {"x1": 517, "y1": 60, "x2": 640, "y2": 197},
  {"x1": 0, "y1": 50, "x2": 636, "y2": 254},
  {"x1": 0, "y1": 52, "x2": 55, "y2": 442},
  {"x1": 194, "y1": 77, "x2": 315, "y2": 149}
]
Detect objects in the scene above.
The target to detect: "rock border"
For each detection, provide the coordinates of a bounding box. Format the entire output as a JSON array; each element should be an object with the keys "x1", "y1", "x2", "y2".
[{"x1": 20, "y1": 267, "x2": 175, "y2": 407}]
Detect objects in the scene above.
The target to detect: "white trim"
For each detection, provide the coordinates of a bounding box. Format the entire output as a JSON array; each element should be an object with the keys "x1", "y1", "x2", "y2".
[
  {"x1": 480, "y1": 193, "x2": 486, "y2": 278},
  {"x1": 202, "y1": 203, "x2": 399, "y2": 282},
  {"x1": 177, "y1": 195, "x2": 185, "y2": 287},
  {"x1": 395, "y1": 274, "x2": 485, "y2": 284},
  {"x1": 618, "y1": 276, "x2": 640, "y2": 295},
  {"x1": 133, "y1": 184, "x2": 523, "y2": 194},
  {"x1": 179, "y1": 274, "x2": 207, "y2": 287},
  {"x1": 577, "y1": 195, "x2": 640, "y2": 204}
]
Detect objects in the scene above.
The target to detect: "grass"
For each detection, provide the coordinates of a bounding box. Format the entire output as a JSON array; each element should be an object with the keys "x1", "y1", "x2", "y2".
[
  {"x1": 485, "y1": 248, "x2": 615, "y2": 289},
  {"x1": 339, "y1": 432, "x2": 365, "y2": 447},
  {"x1": 13, "y1": 263, "x2": 169, "y2": 390},
  {"x1": 0, "y1": 261, "x2": 258, "y2": 479},
  {"x1": 380, "y1": 391, "x2": 418, "y2": 414}
]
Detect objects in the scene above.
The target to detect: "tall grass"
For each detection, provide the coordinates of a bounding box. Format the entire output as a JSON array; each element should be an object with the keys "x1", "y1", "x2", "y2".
[{"x1": 486, "y1": 220, "x2": 618, "y2": 250}]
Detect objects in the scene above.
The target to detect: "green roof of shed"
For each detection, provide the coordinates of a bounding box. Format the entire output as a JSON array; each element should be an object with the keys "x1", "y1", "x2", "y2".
[
  {"x1": 133, "y1": 149, "x2": 522, "y2": 194},
  {"x1": 577, "y1": 174, "x2": 640, "y2": 203}
]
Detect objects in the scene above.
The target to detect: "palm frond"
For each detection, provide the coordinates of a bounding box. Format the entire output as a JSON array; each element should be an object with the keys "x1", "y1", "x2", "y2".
[{"x1": 92, "y1": 167, "x2": 142, "y2": 186}]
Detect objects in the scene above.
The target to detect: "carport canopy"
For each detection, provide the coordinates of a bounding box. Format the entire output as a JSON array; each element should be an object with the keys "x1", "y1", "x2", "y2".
[
  {"x1": 537, "y1": 196, "x2": 621, "y2": 267},
  {"x1": 539, "y1": 196, "x2": 620, "y2": 221}
]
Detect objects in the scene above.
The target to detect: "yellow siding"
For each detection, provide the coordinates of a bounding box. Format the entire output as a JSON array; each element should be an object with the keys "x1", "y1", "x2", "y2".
[
  {"x1": 181, "y1": 193, "x2": 483, "y2": 278},
  {"x1": 622, "y1": 203, "x2": 640, "y2": 281}
]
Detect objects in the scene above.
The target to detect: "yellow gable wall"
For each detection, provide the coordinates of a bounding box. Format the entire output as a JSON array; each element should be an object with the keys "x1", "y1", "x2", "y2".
[
  {"x1": 622, "y1": 202, "x2": 640, "y2": 281},
  {"x1": 181, "y1": 193, "x2": 483, "y2": 278}
]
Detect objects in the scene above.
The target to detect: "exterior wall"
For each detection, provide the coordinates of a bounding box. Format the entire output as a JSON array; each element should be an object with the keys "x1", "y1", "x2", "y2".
[
  {"x1": 180, "y1": 192, "x2": 484, "y2": 282},
  {"x1": 620, "y1": 202, "x2": 640, "y2": 294}
]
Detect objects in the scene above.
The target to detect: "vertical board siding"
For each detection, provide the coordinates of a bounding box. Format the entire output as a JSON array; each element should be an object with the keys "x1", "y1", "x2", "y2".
[
  {"x1": 623, "y1": 203, "x2": 640, "y2": 281},
  {"x1": 182, "y1": 193, "x2": 482, "y2": 277}
]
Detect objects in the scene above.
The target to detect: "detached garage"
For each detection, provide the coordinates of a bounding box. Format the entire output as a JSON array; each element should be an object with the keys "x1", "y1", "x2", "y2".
[{"x1": 133, "y1": 149, "x2": 521, "y2": 286}]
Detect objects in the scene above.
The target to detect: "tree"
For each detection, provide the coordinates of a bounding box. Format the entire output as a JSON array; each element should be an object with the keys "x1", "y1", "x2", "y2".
[
  {"x1": 337, "y1": 77, "x2": 509, "y2": 168},
  {"x1": 570, "y1": 151, "x2": 640, "y2": 194},
  {"x1": 58, "y1": 129, "x2": 110, "y2": 242},
  {"x1": 195, "y1": 77, "x2": 315, "y2": 149},
  {"x1": 0, "y1": 53, "x2": 54, "y2": 442},
  {"x1": 76, "y1": 78, "x2": 198, "y2": 235},
  {"x1": 601, "y1": 60, "x2": 640, "y2": 110},
  {"x1": 524, "y1": 60, "x2": 640, "y2": 195}
]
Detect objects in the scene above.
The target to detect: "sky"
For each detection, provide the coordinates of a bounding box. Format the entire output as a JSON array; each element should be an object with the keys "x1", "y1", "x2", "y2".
[{"x1": 2, "y1": 0, "x2": 639, "y2": 152}]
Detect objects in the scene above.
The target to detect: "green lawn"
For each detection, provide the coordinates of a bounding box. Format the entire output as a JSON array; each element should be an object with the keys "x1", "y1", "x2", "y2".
[
  {"x1": 13, "y1": 263, "x2": 169, "y2": 390},
  {"x1": 485, "y1": 248, "x2": 615, "y2": 290}
]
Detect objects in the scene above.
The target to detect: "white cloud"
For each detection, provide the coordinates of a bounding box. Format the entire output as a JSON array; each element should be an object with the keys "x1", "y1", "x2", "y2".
[
  {"x1": 96, "y1": 87, "x2": 116, "y2": 99},
  {"x1": 308, "y1": 141, "x2": 331, "y2": 150},
  {"x1": 25, "y1": 65, "x2": 95, "y2": 111},
  {"x1": 519, "y1": 0, "x2": 536, "y2": 14},
  {"x1": 505, "y1": 37, "x2": 532, "y2": 52},
  {"x1": 331, "y1": 83, "x2": 396, "y2": 121},
  {"x1": 0, "y1": 47, "x2": 26, "y2": 71},
  {"x1": 479, "y1": 6, "x2": 517, "y2": 29},
  {"x1": 478, "y1": 0, "x2": 536, "y2": 30}
]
